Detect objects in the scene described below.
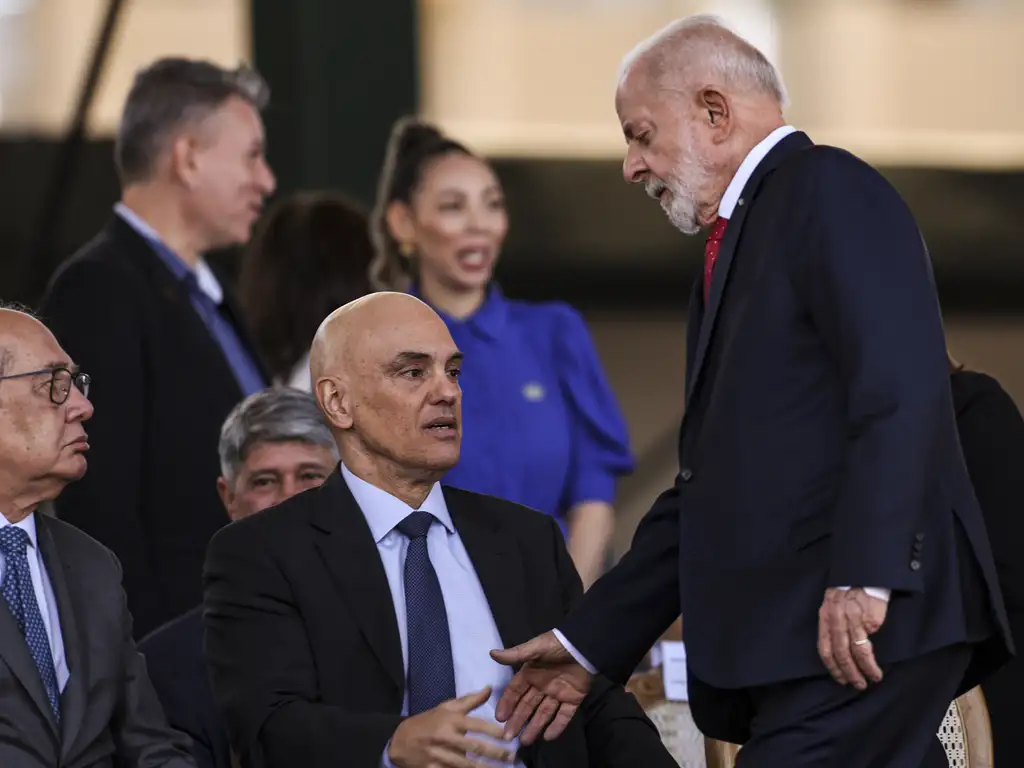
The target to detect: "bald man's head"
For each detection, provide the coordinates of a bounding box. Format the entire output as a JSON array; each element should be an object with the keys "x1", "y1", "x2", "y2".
[
  {"x1": 311, "y1": 292, "x2": 463, "y2": 482},
  {"x1": 615, "y1": 15, "x2": 787, "y2": 234},
  {"x1": 0, "y1": 306, "x2": 94, "y2": 518}
]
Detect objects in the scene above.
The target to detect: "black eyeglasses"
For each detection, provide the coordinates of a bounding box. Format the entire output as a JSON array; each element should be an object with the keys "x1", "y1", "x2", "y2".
[{"x1": 0, "y1": 367, "x2": 91, "y2": 405}]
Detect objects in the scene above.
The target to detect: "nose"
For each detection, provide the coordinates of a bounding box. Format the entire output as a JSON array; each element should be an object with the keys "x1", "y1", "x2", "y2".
[
  {"x1": 432, "y1": 371, "x2": 461, "y2": 404},
  {"x1": 258, "y1": 157, "x2": 276, "y2": 195},
  {"x1": 66, "y1": 386, "x2": 94, "y2": 422},
  {"x1": 623, "y1": 146, "x2": 645, "y2": 184},
  {"x1": 280, "y1": 475, "x2": 299, "y2": 500}
]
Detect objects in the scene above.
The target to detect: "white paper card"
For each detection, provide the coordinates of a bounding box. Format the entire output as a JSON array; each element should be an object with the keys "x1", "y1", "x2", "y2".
[{"x1": 660, "y1": 640, "x2": 688, "y2": 701}]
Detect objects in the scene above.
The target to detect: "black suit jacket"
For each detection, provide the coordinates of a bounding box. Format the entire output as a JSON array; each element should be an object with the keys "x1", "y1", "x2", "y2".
[
  {"x1": 0, "y1": 514, "x2": 194, "y2": 767},
  {"x1": 558, "y1": 133, "x2": 1012, "y2": 737},
  {"x1": 139, "y1": 607, "x2": 230, "y2": 768},
  {"x1": 950, "y1": 370, "x2": 1024, "y2": 767},
  {"x1": 38, "y1": 216, "x2": 268, "y2": 637},
  {"x1": 203, "y1": 470, "x2": 675, "y2": 768}
]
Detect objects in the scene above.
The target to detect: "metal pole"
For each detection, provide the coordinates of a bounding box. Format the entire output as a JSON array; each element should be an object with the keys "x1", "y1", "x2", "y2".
[{"x1": 26, "y1": 0, "x2": 127, "y2": 301}]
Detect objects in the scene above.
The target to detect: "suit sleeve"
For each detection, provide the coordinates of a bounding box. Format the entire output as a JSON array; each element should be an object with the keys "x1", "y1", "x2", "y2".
[
  {"x1": 203, "y1": 524, "x2": 403, "y2": 768},
  {"x1": 107, "y1": 552, "x2": 197, "y2": 767},
  {"x1": 556, "y1": 478, "x2": 683, "y2": 685},
  {"x1": 545, "y1": 517, "x2": 677, "y2": 768},
  {"x1": 799, "y1": 149, "x2": 950, "y2": 592},
  {"x1": 955, "y1": 378, "x2": 1024, "y2": 614},
  {"x1": 39, "y1": 258, "x2": 166, "y2": 633}
]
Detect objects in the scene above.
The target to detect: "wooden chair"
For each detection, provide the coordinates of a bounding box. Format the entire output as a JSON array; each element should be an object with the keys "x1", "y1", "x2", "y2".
[{"x1": 628, "y1": 671, "x2": 993, "y2": 768}]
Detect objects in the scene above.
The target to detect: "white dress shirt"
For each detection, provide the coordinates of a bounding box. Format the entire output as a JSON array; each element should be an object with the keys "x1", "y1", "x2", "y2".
[
  {"x1": 0, "y1": 513, "x2": 69, "y2": 691},
  {"x1": 340, "y1": 466, "x2": 523, "y2": 767},
  {"x1": 554, "y1": 124, "x2": 888, "y2": 675}
]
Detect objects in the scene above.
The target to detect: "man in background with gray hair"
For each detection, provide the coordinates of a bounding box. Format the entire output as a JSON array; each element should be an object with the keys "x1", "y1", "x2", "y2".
[
  {"x1": 139, "y1": 387, "x2": 337, "y2": 768},
  {"x1": 493, "y1": 14, "x2": 1009, "y2": 766},
  {"x1": 39, "y1": 58, "x2": 275, "y2": 638}
]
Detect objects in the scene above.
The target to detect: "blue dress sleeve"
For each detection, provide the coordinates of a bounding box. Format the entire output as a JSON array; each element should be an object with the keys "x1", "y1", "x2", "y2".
[{"x1": 549, "y1": 304, "x2": 636, "y2": 509}]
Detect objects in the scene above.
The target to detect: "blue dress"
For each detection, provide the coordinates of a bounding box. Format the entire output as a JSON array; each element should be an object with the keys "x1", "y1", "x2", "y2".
[{"x1": 419, "y1": 285, "x2": 635, "y2": 534}]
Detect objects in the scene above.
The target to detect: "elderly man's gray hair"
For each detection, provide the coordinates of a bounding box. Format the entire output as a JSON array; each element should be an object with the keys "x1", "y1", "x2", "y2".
[
  {"x1": 218, "y1": 387, "x2": 337, "y2": 484},
  {"x1": 620, "y1": 14, "x2": 788, "y2": 108}
]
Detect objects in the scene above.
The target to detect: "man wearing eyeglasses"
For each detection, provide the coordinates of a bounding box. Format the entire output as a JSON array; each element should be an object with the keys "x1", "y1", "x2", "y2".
[{"x1": 0, "y1": 305, "x2": 195, "y2": 767}]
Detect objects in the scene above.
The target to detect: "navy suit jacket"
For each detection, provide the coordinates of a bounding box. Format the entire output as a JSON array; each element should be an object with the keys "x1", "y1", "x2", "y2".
[
  {"x1": 559, "y1": 132, "x2": 1012, "y2": 739},
  {"x1": 139, "y1": 606, "x2": 230, "y2": 768}
]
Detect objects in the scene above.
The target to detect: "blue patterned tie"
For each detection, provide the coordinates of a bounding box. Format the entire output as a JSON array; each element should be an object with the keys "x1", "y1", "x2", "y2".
[
  {"x1": 397, "y1": 511, "x2": 456, "y2": 714},
  {"x1": 0, "y1": 526, "x2": 61, "y2": 721}
]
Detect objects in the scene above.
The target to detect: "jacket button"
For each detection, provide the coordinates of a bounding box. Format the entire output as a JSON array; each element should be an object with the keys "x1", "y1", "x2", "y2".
[
  {"x1": 680, "y1": 468, "x2": 693, "y2": 482},
  {"x1": 910, "y1": 559, "x2": 921, "y2": 571},
  {"x1": 915, "y1": 533, "x2": 925, "y2": 542}
]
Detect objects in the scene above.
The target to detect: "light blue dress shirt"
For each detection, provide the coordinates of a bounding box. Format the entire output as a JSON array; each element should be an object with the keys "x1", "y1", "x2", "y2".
[
  {"x1": 339, "y1": 466, "x2": 523, "y2": 768},
  {"x1": 0, "y1": 513, "x2": 69, "y2": 692}
]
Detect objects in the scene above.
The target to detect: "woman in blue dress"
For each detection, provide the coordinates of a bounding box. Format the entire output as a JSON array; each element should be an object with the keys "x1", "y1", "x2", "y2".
[{"x1": 370, "y1": 117, "x2": 635, "y2": 587}]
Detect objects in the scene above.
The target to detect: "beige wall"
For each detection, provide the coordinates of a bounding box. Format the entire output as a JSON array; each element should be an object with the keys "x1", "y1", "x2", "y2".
[
  {"x1": 0, "y1": 0, "x2": 248, "y2": 133},
  {"x1": 420, "y1": 0, "x2": 1024, "y2": 168}
]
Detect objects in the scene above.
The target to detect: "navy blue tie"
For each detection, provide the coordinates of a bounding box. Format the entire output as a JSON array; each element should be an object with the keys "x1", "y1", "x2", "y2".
[
  {"x1": 0, "y1": 526, "x2": 61, "y2": 721},
  {"x1": 397, "y1": 511, "x2": 456, "y2": 714}
]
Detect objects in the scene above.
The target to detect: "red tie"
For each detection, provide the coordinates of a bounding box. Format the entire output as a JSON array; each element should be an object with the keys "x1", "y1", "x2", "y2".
[{"x1": 704, "y1": 217, "x2": 728, "y2": 303}]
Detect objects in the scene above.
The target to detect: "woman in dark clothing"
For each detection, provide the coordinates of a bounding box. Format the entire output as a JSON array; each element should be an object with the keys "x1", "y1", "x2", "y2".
[{"x1": 925, "y1": 358, "x2": 1024, "y2": 766}]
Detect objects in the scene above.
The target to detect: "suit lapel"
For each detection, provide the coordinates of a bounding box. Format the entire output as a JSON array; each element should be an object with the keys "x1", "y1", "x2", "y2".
[
  {"x1": 36, "y1": 518, "x2": 87, "y2": 757},
  {"x1": 683, "y1": 131, "x2": 814, "y2": 415},
  {"x1": 443, "y1": 490, "x2": 534, "y2": 649},
  {"x1": 684, "y1": 277, "x2": 703, "y2": 398},
  {"x1": 309, "y1": 471, "x2": 404, "y2": 691},
  {"x1": 0, "y1": 590, "x2": 57, "y2": 736}
]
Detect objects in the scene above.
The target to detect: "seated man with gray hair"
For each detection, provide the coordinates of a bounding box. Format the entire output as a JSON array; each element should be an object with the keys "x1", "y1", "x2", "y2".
[{"x1": 139, "y1": 387, "x2": 338, "y2": 768}]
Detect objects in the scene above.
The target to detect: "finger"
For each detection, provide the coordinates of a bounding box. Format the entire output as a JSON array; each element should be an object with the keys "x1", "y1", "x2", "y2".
[
  {"x1": 447, "y1": 733, "x2": 517, "y2": 764},
  {"x1": 490, "y1": 637, "x2": 540, "y2": 667},
  {"x1": 427, "y1": 744, "x2": 505, "y2": 768},
  {"x1": 818, "y1": 604, "x2": 843, "y2": 684},
  {"x1": 520, "y1": 694, "x2": 560, "y2": 746},
  {"x1": 458, "y1": 714, "x2": 508, "y2": 742},
  {"x1": 543, "y1": 701, "x2": 579, "y2": 742},
  {"x1": 832, "y1": 606, "x2": 867, "y2": 690},
  {"x1": 851, "y1": 639, "x2": 884, "y2": 683},
  {"x1": 494, "y1": 673, "x2": 530, "y2": 722},
  {"x1": 503, "y1": 685, "x2": 543, "y2": 740},
  {"x1": 450, "y1": 687, "x2": 493, "y2": 714}
]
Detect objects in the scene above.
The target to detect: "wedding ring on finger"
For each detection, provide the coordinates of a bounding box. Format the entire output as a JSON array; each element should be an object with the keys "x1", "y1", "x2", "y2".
[{"x1": 853, "y1": 638, "x2": 871, "y2": 646}]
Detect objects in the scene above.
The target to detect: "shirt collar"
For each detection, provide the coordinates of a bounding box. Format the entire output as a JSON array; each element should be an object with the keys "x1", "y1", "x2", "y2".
[
  {"x1": 340, "y1": 463, "x2": 454, "y2": 543},
  {"x1": 718, "y1": 125, "x2": 797, "y2": 219},
  {"x1": 412, "y1": 283, "x2": 509, "y2": 341},
  {"x1": 0, "y1": 512, "x2": 38, "y2": 549},
  {"x1": 114, "y1": 203, "x2": 224, "y2": 304}
]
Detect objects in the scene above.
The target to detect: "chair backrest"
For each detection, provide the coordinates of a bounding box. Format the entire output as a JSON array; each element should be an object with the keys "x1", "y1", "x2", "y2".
[{"x1": 627, "y1": 670, "x2": 992, "y2": 768}]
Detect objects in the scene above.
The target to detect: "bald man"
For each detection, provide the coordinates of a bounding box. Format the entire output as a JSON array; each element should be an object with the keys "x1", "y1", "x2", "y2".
[
  {"x1": 489, "y1": 15, "x2": 1010, "y2": 767},
  {"x1": 0, "y1": 306, "x2": 194, "y2": 767},
  {"x1": 202, "y1": 293, "x2": 675, "y2": 768}
]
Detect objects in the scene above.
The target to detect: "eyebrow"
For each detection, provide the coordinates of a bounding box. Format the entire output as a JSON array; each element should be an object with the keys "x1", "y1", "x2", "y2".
[
  {"x1": 387, "y1": 351, "x2": 464, "y2": 368},
  {"x1": 43, "y1": 360, "x2": 73, "y2": 371}
]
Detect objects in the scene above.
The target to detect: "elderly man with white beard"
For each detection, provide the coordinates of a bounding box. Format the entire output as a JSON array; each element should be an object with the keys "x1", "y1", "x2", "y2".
[{"x1": 488, "y1": 14, "x2": 1011, "y2": 768}]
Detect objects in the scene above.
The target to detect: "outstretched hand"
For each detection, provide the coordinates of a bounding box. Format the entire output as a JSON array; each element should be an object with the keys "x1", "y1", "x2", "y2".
[{"x1": 490, "y1": 631, "x2": 593, "y2": 746}]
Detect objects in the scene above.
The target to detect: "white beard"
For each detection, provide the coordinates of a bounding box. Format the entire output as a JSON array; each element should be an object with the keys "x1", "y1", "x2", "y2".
[{"x1": 643, "y1": 132, "x2": 714, "y2": 235}]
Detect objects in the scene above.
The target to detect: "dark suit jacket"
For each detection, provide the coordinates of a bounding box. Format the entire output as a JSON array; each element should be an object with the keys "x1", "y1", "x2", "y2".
[
  {"x1": 558, "y1": 133, "x2": 1012, "y2": 740},
  {"x1": 38, "y1": 216, "x2": 268, "y2": 637},
  {"x1": 203, "y1": 471, "x2": 676, "y2": 768},
  {"x1": 139, "y1": 607, "x2": 230, "y2": 768},
  {"x1": 0, "y1": 514, "x2": 194, "y2": 767},
  {"x1": 950, "y1": 370, "x2": 1024, "y2": 767}
]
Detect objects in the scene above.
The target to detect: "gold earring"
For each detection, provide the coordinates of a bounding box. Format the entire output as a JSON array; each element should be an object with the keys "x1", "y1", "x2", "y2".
[{"x1": 399, "y1": 241, "x2": 415, "y2": 258}]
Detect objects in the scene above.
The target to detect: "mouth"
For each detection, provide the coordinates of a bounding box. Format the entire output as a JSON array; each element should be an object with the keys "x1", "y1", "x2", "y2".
[
  {"x1": 645, "y1": 181, "x2": 668, "y2": 202},
  {"x1": 68, "y1": 436, "x2": 89, "y2": 452},
  {"x1": 455, "y1": 246, "x2": 493, "y2": 272},
  {"x1": 424, "y1": 417, "x2": 458, "y2": 437}
]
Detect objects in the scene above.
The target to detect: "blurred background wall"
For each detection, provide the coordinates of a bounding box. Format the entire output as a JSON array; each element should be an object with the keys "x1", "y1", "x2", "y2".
[{"x1": 1, "y1": 0, "x2": 1021, "y2": 548}]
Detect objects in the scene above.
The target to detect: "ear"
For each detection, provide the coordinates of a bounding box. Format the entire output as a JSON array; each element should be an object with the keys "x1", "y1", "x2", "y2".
[
  {"x1": 216, "y1": 476, "x2": 234, "y2": 515},
  {"x1": 169, "y1": 132, "x2": 201, "y2": 188},
  {"x1": 698, "y1": 87, "x2": 731, "y2": 143},
  {"x1": 316, "y1": 376, "x2": 354, "y2": 431},
  {"x1": 385, "y1": 200, "x2": 416, "y2": 250}
]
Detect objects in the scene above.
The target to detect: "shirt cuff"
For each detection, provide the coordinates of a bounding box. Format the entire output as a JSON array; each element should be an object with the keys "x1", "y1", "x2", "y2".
[
  {"x1": 568, "y1": 470, "x2": 617, "y2": 508},
  {"x1": 836, "y1": 586, "x2": 891, "y2": 602},
  {"x1": 381, "y1": 740, "x2": 397, "y2": 768},
  {"x1": 552, "y1": 629, "x2": 598, "y2": 674}
]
